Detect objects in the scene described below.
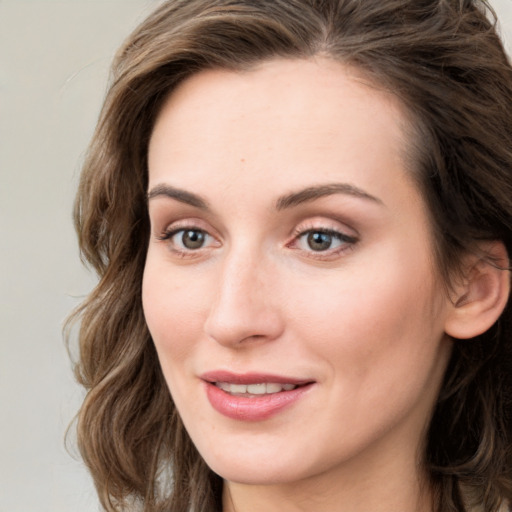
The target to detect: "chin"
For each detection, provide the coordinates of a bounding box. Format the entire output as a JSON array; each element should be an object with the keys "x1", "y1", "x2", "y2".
[
  {"x1": 207, "y1": 458, "x2": 299, "y2": 486},
  {"x1": 194, "y1": 435, "x2": 322, "y2": 486}
]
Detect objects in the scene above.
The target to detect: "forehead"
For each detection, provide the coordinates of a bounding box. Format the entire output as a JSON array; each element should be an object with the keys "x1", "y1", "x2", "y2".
[{"x1": 148, "y1": 58, "x2": 414, "y2": 201}]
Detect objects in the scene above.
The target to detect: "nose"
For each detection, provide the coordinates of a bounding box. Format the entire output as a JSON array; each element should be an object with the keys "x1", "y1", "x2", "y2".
[{"x1": 204, "y1": 248, "x2": 284, "y2": 347}]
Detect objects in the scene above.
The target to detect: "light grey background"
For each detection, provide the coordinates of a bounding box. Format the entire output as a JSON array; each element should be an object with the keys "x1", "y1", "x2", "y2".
[
  {"x1": 1, "y1": 1, "x2": 511, "y2": 511},
  {"x1": 1, "y1": 2, "x2": 156, "y2": 511}
]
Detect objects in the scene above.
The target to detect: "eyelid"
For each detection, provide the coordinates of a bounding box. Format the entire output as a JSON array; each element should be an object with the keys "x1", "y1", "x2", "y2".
[
  {"x1": 290, "y1": 217, "x2": 359, "y2": 240},
  {"x1": 157, "y1": 227, "x2": 209, "y2": 242},
  {"x1": 155, "y1": 217, "x2": 216, "y2": 239}
]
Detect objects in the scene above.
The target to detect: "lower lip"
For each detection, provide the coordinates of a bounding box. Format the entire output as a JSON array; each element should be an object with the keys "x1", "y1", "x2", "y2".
[{"x1": 204, "y1": 382, "x2": 313, "y2": 421}]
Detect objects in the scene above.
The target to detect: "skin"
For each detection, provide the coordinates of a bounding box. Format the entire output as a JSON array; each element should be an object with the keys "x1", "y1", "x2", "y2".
[{"x1": 143, "y1": 58, "x2": 456, "y2": 512}]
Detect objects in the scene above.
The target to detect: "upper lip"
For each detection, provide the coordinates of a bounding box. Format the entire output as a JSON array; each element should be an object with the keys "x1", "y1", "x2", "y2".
[{"x1": 200, "y1": 370, "x2": 314, "y2": 386}]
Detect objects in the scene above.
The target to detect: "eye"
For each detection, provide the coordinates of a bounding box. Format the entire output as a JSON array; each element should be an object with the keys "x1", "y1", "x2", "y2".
[
  {"x1": 304, "y1": 231, "x2": 338, "y2": 251},
  {"x1": 290, "y1": 227, "x2": 358, "y2": 257},
  {"x1": 175, "y1": 229, "x2": 208, "y2": 249},
  {"x1": 158, "y1": 227, "x2": 217, "y2": 253}
]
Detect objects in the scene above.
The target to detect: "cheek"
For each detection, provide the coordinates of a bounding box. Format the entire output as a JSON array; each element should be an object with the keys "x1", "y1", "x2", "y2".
[
  {"x1": 142, "y1": 258, "x2": 206, "y2": 367},
  {"x1": 285, "y1": 245, "x2": 446, "y2": 382}
]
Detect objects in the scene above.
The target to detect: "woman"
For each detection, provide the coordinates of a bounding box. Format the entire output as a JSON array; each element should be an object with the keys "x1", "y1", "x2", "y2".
[{"x1": 69, "y1": 1, "x2": 512, "y2": 511}]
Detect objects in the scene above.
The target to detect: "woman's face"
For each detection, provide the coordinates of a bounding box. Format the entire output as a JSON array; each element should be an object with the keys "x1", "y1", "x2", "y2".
[{"x1": 143, "y1": 59, "x2": 453, "y2": 488}]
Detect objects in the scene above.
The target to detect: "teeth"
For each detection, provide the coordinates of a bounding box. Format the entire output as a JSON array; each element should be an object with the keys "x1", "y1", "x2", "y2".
[
  {"x1": 247, "y1": 383, "x2": 266, "y2": 394},
  {"x1": 215, "y1": 382, "x2": 298, "y2": 395},
  {"x1": 265, "y1": 383, "x2": 282, "y2": 393},
  {"x1": 230, "y1": 384, "x2": 247, "y2": 394},
  {"x1": 217, "y1": 382, "x2": 232, "y2": 392}
]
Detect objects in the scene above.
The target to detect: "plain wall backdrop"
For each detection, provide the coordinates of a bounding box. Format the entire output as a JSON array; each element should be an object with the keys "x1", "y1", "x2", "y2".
[{"x1": 1, "y1": 1, "x2": 512, "y2": 511}]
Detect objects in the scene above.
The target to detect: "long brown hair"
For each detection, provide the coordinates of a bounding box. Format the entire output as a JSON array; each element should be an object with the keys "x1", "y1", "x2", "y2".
[{"x1": 68, "y1": 1, "x2": 512, "y2": 510}]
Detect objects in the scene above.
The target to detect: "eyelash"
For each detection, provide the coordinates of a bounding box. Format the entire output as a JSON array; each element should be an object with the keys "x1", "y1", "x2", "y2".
[
  {"x1": 287, "y1": 226, "x2": 358, "y2": 260},
  {"x1": 157, "y1": 222, "x2": 358, "y2": 260},
  {"x1": 157, "y1": 225, "x2": 217, "y2": 258}
]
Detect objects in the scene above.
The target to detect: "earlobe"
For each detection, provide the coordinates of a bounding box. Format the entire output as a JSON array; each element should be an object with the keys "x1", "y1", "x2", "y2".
[{"x1": 444, "y1": 242, "x2": 510, "y2": 340}]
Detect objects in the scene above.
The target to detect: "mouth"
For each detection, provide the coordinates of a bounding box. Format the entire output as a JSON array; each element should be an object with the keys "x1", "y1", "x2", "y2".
[
  {"x1": 200, "y1": 371, "x2": 315, "y2": 421},
  {"x1": 214, "y1": 381, "x2": 299, "y2": 397}
]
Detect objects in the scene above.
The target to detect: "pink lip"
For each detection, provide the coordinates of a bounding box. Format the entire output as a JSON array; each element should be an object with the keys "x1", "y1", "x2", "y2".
[
  {"x1": 200, "y1": 371, "x2": 314, "y2": 422},
  {"x1": 200, "y1": 370, "x2": 312, "y2": 386}
]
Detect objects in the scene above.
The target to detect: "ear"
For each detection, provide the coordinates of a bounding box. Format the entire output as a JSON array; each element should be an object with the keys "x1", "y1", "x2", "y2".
[{"x1": 444, "y1": 241, "x2": 510, "y2": 340}]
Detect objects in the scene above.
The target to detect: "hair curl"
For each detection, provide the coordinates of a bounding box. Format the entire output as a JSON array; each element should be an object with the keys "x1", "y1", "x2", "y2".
[{"x1": 68, "y1": 1, "x2": 512, "y2": 511}]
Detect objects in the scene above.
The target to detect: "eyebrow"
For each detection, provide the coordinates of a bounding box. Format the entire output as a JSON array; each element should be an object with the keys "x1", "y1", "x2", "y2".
[
  {"x1": 147, "y1": 182, "x2": 383, "y2": 211},
  {"x1": 275, "y1": 183, "x2": 383, "y2": 210},
  {"x1": 147, "y1": 184, "x2": 210, "y2": 210}
]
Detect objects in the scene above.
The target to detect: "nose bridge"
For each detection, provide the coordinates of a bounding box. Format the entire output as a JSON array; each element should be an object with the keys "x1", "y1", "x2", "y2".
[{"x1": 204, "y1": 241, "x2": 283, "y2": 346}]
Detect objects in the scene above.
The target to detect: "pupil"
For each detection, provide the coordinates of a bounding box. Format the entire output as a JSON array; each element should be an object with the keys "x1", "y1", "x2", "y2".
[
  {"x1": 183, "y1": 230, "x2": 205, "y2": 249},
  {"x1": 307, "y1": 232, "x2": 332, "y2": 251}
]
